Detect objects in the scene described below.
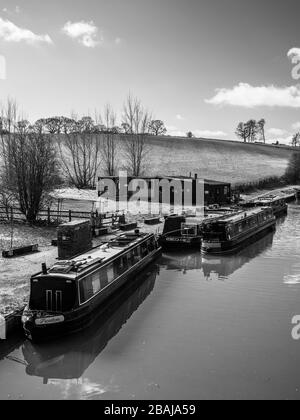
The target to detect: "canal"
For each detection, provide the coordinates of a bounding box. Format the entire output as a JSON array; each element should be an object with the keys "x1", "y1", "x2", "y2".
[{"x1": 1, "y1": 203, "x2": 300, "y2": 400}]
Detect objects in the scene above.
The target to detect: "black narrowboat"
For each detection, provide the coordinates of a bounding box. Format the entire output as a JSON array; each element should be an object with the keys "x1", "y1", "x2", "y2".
[
  {"x1": 22, "y1": 231, "x2": 162, "y2": 341},
  {"x1": 159, "y1": 210, "x2": 239, "y2": 250},
  {"x1": 201, "y1": 207, "x2": 276, "y2": 255},
  {"x1": 158, "y1": 215, "x2": 203, "y2": 250}
]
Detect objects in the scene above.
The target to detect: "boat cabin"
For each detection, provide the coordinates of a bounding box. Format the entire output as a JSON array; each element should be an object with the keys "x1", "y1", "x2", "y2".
[{"x1": 201, "y1": 207, "x2": 275, "y2": 243}]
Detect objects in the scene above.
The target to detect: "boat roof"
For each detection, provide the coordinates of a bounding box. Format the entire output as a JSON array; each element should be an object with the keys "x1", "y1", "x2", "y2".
[
  {"x1": 254, "y1": 195, "x2": 283, "y2": 204},
  {"x1": 211, "y1": 207, "x2": 270, "y2": 224},
  {"x1": 33, "y1": 232, "x2": 153, "y2": 280}
]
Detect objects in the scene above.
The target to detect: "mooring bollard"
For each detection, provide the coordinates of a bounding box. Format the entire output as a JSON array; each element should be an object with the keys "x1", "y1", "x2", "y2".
[{"x1": 0, "y1": 315, "x2": 6, "y2": 340}]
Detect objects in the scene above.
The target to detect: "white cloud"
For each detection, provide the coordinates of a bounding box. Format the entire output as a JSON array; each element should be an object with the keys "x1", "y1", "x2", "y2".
[
  {"x1": 62, "y1": 21, "x2": 102, "y2": 48},
  {"x1": 193, "y1": 129, "x2": 227, "y2": 138},
  {"x1": 288, "y1": 48, "x2": 300, "y2": 60},
  {"x1": 166, "y1": 126, "x2": 227, "y2": 138},
  {"x1": 2, "y1": 6, "x2": 21, "y2": 14},
  {"x1": 176, "y1": 114, "x2": 184, "y2": 120},
  {"x1": 206, "y1": 82, "x2": 300, "y2": 108},
  {"x1": 115, "y1": 37, "x2": 122, "y2": 45},
  {"x1": 292, "y1": 122, "x2": 300, "y2": 131},
  {"x1": 0, "y1": 17, "x2": 53, "y2": 45},
  {"x1": 166, "y1": 125, "x2": 186, "y2": 137},
  {"x1": 267, "y1": 128, "x2": 287, "y2": 136}
]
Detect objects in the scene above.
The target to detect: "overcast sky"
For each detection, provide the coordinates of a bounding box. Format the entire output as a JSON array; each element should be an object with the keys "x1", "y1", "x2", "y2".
[{"x1": 0, "y1": 0, "x2": 300, "y2": 143}]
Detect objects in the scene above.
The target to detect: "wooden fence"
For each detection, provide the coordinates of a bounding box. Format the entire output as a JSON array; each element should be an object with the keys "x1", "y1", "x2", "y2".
[{"x1": 0, "y1": 206, "x2": 124, "y2": 229}]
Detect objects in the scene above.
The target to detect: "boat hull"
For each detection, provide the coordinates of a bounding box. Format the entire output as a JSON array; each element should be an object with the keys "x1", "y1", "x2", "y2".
[
  {"x1": 201, "y1": 219, "x2": 276, "y2": 255},
  {"x1": 23, "y1": 248, "x2": 162, "y2": 342},
  {"x1": 159, "y1": 236, "x2": 201, "y2": 250}
]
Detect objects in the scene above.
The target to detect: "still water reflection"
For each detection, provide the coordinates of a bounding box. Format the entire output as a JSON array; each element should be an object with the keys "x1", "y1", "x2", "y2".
[{"x1": 1, "y1": 203, "x2": 300, "y2": 400}]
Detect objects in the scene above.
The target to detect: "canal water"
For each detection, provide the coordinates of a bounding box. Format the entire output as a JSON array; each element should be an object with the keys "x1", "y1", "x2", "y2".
[{"x1": 1, "y1": 203, "x2": 300, "y2": 400}]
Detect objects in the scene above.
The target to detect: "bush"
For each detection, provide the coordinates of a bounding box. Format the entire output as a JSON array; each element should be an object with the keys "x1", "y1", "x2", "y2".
[
  {"x1": 234, "y1": 176, "x2": 286, "y2": 194},
  {"x1": 284, "y1": 152, "x2": 300, "y2": 184}
]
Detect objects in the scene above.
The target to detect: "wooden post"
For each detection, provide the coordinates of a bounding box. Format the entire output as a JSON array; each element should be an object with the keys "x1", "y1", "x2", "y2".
[
  {"x1": 10, "y1": 207, "x2": 14, "y2": 250},
  {"x1": 69, "y1": 210, "x2": 72, "y2": 222},
  {"x1": 47, "y1": 207, "x2": 51, "y2": 226}
]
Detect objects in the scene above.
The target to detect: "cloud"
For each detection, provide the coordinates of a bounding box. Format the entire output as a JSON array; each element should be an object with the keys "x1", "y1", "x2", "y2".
[
  {"x1": 268, "y1": 128, "x2": 287, "y2": 137},
  {"x1": 206, "y1": 82, "x2": 300, "y2": 108},
  {"x1": 288, "y1": 48, "x2": 300, "y2": 60},
  {"x1": 0, "y1": 17, "x2": 53, "y2": 45},
  {"x1": 292, "y1": 122, "x2": 300, "y2": 131},
  {"x1": 176, "y1": 114, "x2": 184, "y2": 120},
  {"x1": 2, "y1": 6, "x2": 21, "y2": 15},
  {"x1": 115, "y1": 37, "x2": 122, "y2": 45},
  {"x1": 62, "y1": 21, "x2": 102, "y2": 48},
  {"x1": 193, "y1": 130, "x2": 227, "y2": 138},
  {"x1": 166, "y1": 126, "x2": 227, "y2": 138}
]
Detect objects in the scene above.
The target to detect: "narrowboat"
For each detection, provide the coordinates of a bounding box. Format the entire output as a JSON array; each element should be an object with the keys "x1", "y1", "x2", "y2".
[
  {"x1": 201, "y1": 207, "x2": 276, "y2": 255},
  {"x1": 158, "y1": 216, "x2": 203, "y2": 250},
  {"x1": 241, "y1": 195, "x2": 288, "y2": 217},
  {"x1": 159, "y1": 210, "x2": 239, "y2": 250},
  {"x1": 22, "y1": 231, "x2": 162, "y2": 341}
]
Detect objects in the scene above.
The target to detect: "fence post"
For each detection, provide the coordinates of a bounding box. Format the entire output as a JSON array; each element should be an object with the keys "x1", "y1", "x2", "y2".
[
  {"x1": 47, "y1": 207, "x2": 51, "y2": 226},
  {"x1": 0, "y1": 315, "x2": 6, "y2": 340},
  {"x1": 69, "y1": 210, "x2": 72, "y2": 222}
]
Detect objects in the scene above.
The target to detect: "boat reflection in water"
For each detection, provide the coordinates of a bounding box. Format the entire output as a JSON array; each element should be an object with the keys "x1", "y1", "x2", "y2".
[
  {"x1": 201, "y1": 231, "x2": 275, "y2": 281},
  {"x1": 161, "y1": 230, "x2": 275, "y2": 280},
  {"x1": 22, "y1": 265, "x2": 159, "y2": 383}
]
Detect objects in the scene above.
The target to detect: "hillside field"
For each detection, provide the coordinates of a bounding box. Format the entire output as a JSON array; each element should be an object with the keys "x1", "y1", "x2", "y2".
[{"x1": 135, "y1": 136, "x2": 296, "y2": 185}]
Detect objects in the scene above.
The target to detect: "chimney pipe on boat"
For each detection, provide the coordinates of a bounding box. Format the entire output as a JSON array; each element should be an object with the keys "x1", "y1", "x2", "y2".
[{"x1": 42, "y1": 263, "x2": 47, "y2": 275}]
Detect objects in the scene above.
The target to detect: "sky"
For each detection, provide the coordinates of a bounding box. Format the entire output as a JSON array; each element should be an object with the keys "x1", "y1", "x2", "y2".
[{"x1": 0, "y1": 0, "x2": 300, "y2": 143}]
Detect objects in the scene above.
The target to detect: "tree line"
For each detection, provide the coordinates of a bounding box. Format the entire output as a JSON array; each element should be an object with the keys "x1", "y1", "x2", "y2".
[{"x1": 0, "y1": 96, "x2": 167, "y2": 222}]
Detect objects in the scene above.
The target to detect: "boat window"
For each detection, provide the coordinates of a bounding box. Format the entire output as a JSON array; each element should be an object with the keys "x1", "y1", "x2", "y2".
[
  {"x1": 141, "y1": 242, "x2": 148, "y2": 258},
  {"x1": 107, "y1": 264, "x2": 115, "y2": 283},
  {"x1": 127, "y1": 250, "x2": 135, "y2": 265},
  {"x1": 91, "y1": 272, "x2": 101, "y2": 294},
  {"x1": 79, "y1": 276, "x2": 94, "y2": 303},
  {"x1": 133, "y1": 246, "x2": 141, "y2": 264},
  {"x1": 181, "y1": 224, "x2": 197, "y2": 237},
  {"x1": 99, "y1": 267, "x2": 109, "y2": 289},
  {"x1": 148, "y1": 238, "x2": 156, "y2": 252},
  {"x1": 115, "y1": 256, "x2": 129, "y2": 276}
]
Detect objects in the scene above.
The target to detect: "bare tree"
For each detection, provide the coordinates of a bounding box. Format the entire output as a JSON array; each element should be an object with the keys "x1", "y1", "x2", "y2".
[
  {"x1": 122, "y1": 95, "x2": 151, "y2": 177},
  {"x1": 235, "y1": 122, "x2": 249, "y2": 143},
  {"x1": 58, "y1": 115, "x2": 101, "y2": 188},
  {"x1": 245, "y1": 120, "x2": 258, "y2": 143},
  {"x1": 291, "y1": 132, "x2": 300, "y2": 147},
  {"x1": 149, "y1": 120, "x2": 167, "y2": 136},
  {"x1": 100, "y1": 105, "x2": 119, "y2": 176},
  {"x1": 0, "y1": 121, "x2": 59, "y2": 223},
  {"x1": 258, "y1": 119, "x2": 266, "y2": 143}
]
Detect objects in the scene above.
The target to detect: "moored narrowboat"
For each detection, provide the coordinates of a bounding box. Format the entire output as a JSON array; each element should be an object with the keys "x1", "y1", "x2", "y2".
[
  {"x1": 241, "y1": 195, "x2": 288, "y2": 217},
  {"x1": 201, "y1": 207, "x2": 276, "y2": 255},
  {"x1": 159, "y1": 209, "x2": 240, "y2": 250},
  {"x1": 158, "y1": 216, "x2": 203, "y2": 250},
  {"x1": 22, "y1": 231, "x2": 162, "y2": 341}
]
